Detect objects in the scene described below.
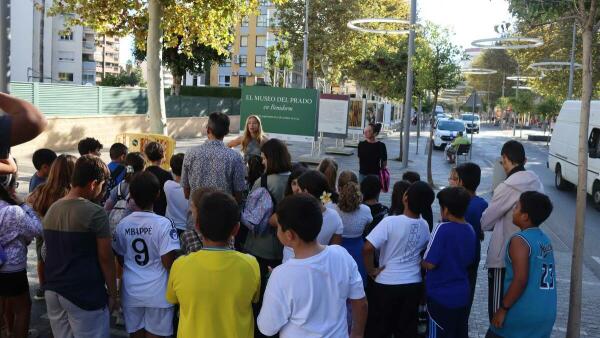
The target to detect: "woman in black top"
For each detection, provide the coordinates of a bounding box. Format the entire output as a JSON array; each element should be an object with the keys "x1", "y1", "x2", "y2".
[{"x1": 358, "y1": 123, "x2": 387, "y2": 182}]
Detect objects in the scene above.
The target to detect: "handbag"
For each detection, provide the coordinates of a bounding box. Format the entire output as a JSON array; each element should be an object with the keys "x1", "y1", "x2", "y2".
[{"x1": 379, "y1": 168, "x2": 390, "y2": 193}]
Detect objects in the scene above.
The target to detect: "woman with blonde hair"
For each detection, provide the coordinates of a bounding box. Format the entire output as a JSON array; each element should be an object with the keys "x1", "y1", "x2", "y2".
[
  {"x1": 27, "y1": 154, "x2": 77, "y2": 300},
  {"x1": 228, "y1": 115, "x2": 268, "y2": 161}
]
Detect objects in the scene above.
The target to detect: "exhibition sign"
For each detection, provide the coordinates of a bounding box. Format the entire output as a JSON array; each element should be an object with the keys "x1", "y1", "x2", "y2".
[
  {"x1": 240, "y1": 86, "x2": 319, "y2": 142},
  {"x1": 318, "y1": 94, "x2": 349, "y2": 138},
  {"x1": 347, "y1": 98, "x2": 366, "y2": 134}
]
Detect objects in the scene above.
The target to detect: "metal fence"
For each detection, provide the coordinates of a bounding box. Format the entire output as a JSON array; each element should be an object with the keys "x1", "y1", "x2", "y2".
[{"x1": 9, "y1": 82, "x2": 240, "y2": 117}]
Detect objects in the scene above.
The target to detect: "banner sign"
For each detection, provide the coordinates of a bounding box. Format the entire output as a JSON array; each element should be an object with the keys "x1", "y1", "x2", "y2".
[
  {"x1": 318, "y1": 94, "x2": 349, "y2": 138},
  {"x1": 240, "y1": 86, "x2": 319, "y2": 142},
  {"x1": 348, "y1": 98, "x2": 366, "y2": 135}
]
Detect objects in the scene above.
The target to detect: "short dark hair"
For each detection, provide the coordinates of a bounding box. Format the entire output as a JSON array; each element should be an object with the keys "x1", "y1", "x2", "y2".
[
  {"x1": 297, "y1": 170, "x2": 331, "y2": 199},
  {"x1": 32, "y1": 148, "x2": 57, "y2": 170},
  {"x1": 77, "y1": 137, "x2": 103, "y2": 156},
  {"x1": 207, "y1": 112, "x2": 230, "y2": 139},
  {"x1": 406, "y1": 181, "x2": 435, "y2": 216},
  {"x1": 129, "y1": 171, "x2": 160, "y2": 209},
  {"x1": 519, "y1": 191, "x2": 553, "y2": 226},
  {"x1": 437, "y1": 186, "x2": 471, "y2": 218},
  {"x1": 276, "y1": 193, "x2": 322, "y2": 242},
  {"x1": 261, "y1": 139, "x2": 292, "y2": 175},
  {"x1": 501, "y1": 140, "x2": 526, "y2": 166},
  {"x1": 109, "y1": 143, "x2": 128, "y2": 160},
  {"x1": 402, "y1": 171, "x2": 421, "y2": 183},
  {"x1": 170, "y1": 153, "x2": 184, "y2": 176},
  {"x1": 285, "y1": 163, "x2": 308, "y2": 196},
  {"x1": 144, "y1": 142, "x2": 165, "y2": 162},
  {"x1": 360, "y1": 175, "x2": 381, "y2": 201},
  {"x1": 196, "y1": 191, "x2": 240, "y2": 242},
  {"x1": 71, "y1": 155, "x2": 109, "y2": 188},
  {"x1": 390, "y1": 180, "x2": 412, "y2": 215},
  {"x1": 454, "y1": 162, "x2": 481, "y2": 192}
]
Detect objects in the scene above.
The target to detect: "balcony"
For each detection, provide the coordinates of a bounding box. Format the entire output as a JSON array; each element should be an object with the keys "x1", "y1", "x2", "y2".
[
  {"x1": 82, "y1": 41, "x2": 95, "y2": 53},
  {"x1": 83, "y1": 61, "x2": 96, "y2": 72}
]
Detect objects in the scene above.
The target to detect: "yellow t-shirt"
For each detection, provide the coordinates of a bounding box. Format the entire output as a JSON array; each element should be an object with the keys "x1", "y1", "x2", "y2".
[{"x1": 166, "y1": 250, "x2": 260, "y2": 338}]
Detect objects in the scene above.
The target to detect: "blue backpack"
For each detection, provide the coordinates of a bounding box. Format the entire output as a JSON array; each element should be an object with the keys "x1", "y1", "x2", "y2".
[
  {"x1": 241, "y1": 175, "x2": 276, "y2": 235},
  {"x1": 0, "y1": 244, "x2": 7, "y2": 267}
]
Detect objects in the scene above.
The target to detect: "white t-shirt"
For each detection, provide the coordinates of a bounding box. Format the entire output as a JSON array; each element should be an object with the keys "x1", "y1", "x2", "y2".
[
  {"x1": 164, "y1": 180, "x2": 189, "y2": 231},
  {"x1": 365, "y1": 215, "x2": 429, "y2": 285},
  {"x1": 334, "y1": 204, "x2": 373, "y2": 238},
  {"x1": 113, "y1": 211, "x2": 181, "y2": 308},
  {"x1": 258, "y1": 245, "x2": 365, "y2": 338},
  {"x1": 282, "y1": 208, "x2": 344, "y2": 262}
]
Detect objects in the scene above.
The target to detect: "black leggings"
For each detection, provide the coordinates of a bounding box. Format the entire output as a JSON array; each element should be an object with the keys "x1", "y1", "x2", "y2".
[
  {"x1": 366, "y1": 281, "x2": 422, "y2": 338},
  {"x1": 252, "y1": 256, "x2": 282, "y2": 338}
]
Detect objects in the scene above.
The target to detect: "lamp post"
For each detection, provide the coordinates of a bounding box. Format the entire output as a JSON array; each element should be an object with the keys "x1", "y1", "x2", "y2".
[
  {"x1": 0, "y1": 0, "x2": 10, "y2": 93},
  {"x1": 401, "y1": 0, "x2": 417, "y2": 168},
  {"x1": 301, "y1": 0, "x2": 309, "y2": 88}
]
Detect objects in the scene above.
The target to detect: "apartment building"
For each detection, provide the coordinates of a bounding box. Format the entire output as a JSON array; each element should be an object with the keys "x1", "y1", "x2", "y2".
[{"x1": 10, "y1": 0, "x2": 119, "y2": 85}]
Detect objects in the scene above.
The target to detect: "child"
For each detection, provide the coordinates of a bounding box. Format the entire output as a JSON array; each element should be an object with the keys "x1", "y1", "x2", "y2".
[
  {"x1": 104, "y1": 152, "x2": 146, "y2": 216},
  {"x1": 449, "y1": 162, "x2": 488, "y2": 315},
  {"x1": 487, "y1": 191, "x2": 556, "y2": 338},
  {"x1": 284, "y1": 164, "x2": 308, "y2": 196},
  {"x1": 29, "y1": 148, "x2": 57, "y2": 193},
  {"x1": 389, "y1": 180, "x2": 412, "y2": 216},
  {"x1": 164, "y1": 153, "x2": 188, "y2": 236},
  {"x1": 317, "y1": 157, "x2": 339, "y2": 193},
  {"x1": 113, "y1": 172, "x2": 180, "y2": 337},
  {"x1": 167, "y1": 190, "x2": 260, "y2": 337},
  {"x1": 258, "y1": 194, "x2": 368, "y2": 337},
  {"x1": 360, "y1": 175, "x2": 389, "y2": 237},
  {"x1": 363, "y1": 181, "x2": 434, "y2": 337},
  {"x1": 422, "y1": 187, "x2": 477, "y2": 338},
  {"x1": 77, "y1": 137, "x2": 103, "y2": 156},
  {"x1": 107, "y1": 143, "x2": 128, "y2": 186},
  {"x1": 144, "y1": 142, "x2": 173, "y2": 216}
]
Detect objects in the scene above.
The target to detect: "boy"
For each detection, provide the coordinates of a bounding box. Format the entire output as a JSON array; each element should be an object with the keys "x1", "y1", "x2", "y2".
[
  {"x1": 29, "y1": 148, "x2": 57, "y2": 192},
  {"x1": 144, "y1": 142, "x2": 173, "y2": 216},
  {"x1": 422, "y1": 187, "x2": 477, "y2": 338},
  {"x1": 166, "y1": 190, "x2": 260, "y2": 337},
  {"x1": 258, "y1": 194, "x2": 368, "y2": 338},
  {"x1": 113, "y1": 172, "x2": 180, "y2": 337},
  {"x1": 449, "y1": 162, "x2": 489, "y2": 314},
  {"x1": 107, "y1": 143, "x2": 128, "y2": 186},
  {"x1": 164, "y1": 153, "x2": 188, "y2": 236},
  {"x1": 487, "y1": 191, "x2": 556, "y2": 338},
  {"x1": 77, "y1": 137, "x2": 103, "y2": 156}
]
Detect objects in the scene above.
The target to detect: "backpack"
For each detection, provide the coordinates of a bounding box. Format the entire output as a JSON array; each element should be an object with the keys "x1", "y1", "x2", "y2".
[
  {"x1": 363, "y1": 204, "x2": 389, "y2": 238},
  {"x1": 241, "y1": 175, "x2": 276, "y2": 235},
  {"x1": 0, "y1": 244, "x2": 6, "y2": 268},
  {"x1": 102, "y1": 164, "x2": 126, "y2": 205},
  {"x1": 108, "y1": 182, "x2": 130, "y2": 234}
]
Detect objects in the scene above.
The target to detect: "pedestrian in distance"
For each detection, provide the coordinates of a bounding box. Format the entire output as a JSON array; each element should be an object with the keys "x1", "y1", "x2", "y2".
[
  {"x1": 481, "y1": 140, "x2": 543, "y2": 321},
  {"x1": 167, "y1": 190, "x2": 260, "y2": 338},
  {"x1": 358, "y1": 123, "x2": 387, "y2": 182},
  {"x1": 113, "y1": 171, "x2": 180, "y2": 337},
  {"x1": 258, "y1": 193, "x2": 368, "y2": 338},
  {"x1": 144, "y1": 142, "x2": 173, "y2": 216},
  {"x1": 227, "y1": 114, "x2": 269, "y2": 162},
  {"x1": 486, "y1": 191, "x2": 556, "y2": 338},
  {"x1": 423, "y1": 187, "x2": 478, "y2": 338}
]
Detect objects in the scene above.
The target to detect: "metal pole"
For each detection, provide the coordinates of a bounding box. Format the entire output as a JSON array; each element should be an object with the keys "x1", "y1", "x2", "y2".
[
  {"x1": 514, "y1": 65, "x2": 519, "y2": 137},
  {"x1": 416, "y1": 96, "x2": 421, "y2": 154},
  {"x1": 470, "y1": 91, "x2": 475, "y2": 159},
  {"x1": 301, "y1": 0, "x2": 309, "y2": 88},
  {"x1": 567, "y1": 21, "x2": 576, "y2": 100},
  {"x1": 402, "y1": 0, "x2": 417, "y2": 168},
  {"x1": 0, "y1": 0, "x2": 10, "y2": 93}
]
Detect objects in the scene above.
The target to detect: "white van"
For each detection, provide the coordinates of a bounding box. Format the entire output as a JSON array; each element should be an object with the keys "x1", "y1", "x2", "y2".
[
  {"x1": 548, "y1": 100, "x2": 600, "y2": 210},
  {"x1": 460, "y1": 113, "x2": 481, "y2": 133}
]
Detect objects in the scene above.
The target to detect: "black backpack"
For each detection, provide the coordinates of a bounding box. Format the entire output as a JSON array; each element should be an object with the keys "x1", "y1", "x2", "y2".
[
  {"x1": 101, "y1": 164, "x2": 126, "y2": 205},
  {"x1": 363, "y1": 204, "x2": 389, "y2": 238}
]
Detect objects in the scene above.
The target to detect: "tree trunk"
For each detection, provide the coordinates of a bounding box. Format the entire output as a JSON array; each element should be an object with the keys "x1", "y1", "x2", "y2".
[
  {"x1": 171, "y1": 72, "x2": 182, "y2": 96},
  {"x1": 147, "y1": 0, "x2": 167, "y2": 135},
  {"x1": 566, "y1": 16, "x2": 595, "y2": 338},
  {"x1": 427, "y1": 91, "x2": 439, "y2": 187}
]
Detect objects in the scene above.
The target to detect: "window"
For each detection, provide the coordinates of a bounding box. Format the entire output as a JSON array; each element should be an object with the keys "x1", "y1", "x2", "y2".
[
  {"x1": 256, "y1": 35, "x2": 266, "y2": 48},
  {"x1": 255, "y1": 55, "x2": 265, "y2": 68},
  {"x1": 239, "y1": 75, "x2": 247, "y2": 86},
  {"x1": 58, "y1": 51, "x2": 75, "y2": 62},
  {"x1": 240, "y1": 36, "x2": 248, "y2": 47},
  {"x1": 59, "y1": 31, "x2": 73, "y2": 41},
  {"x1": 590, "y1": 128, "x2": 600, "y2": 158},
  {"x1": 221, "y1": 58, "x2": 232, "y2": 67},
  {"x1": 58, "y1": 72, "x2": 74, "y2": 82},
  {"x1": 257, "y1": 14, "x2": 268, "y2": 27},
  {"x1": 241, "y1": 17, "x2": 249, "y2": 27},
  {"x1": 219, "y1": 75, "x2": 231, "y2": 87},
  {"x1": 256, "y1": 77, "x2": 266, "y2": 85},
  {"x1": 239, "y1": 55, "x2": 248, "y2": 67},
  {"x1": 82, "y1": 73, "x2": 95, "y2": 84},
  {"x1": 268, "y1": 9, "x2": 279, "y2": 27}
]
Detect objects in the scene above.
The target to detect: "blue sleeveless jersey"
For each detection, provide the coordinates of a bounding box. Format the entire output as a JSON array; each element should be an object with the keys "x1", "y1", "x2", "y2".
[{"x1": 491, "y1": 228, "x2": 557, "y2": 338}]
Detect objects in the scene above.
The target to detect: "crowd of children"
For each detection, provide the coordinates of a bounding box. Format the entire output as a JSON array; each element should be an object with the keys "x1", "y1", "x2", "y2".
[{"x1": 0, "y1": 113, "x2": 558, "y2": 338}]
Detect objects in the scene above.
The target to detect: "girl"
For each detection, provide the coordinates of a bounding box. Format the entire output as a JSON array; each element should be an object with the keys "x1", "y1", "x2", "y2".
[
  {"x1": 317, "y1": 157, "x2": 338, "y2": 193},
  {"x1": 284, "y1": 163, "x2": 308, "y2": 197},
  {"x1": 389, "y1": 180, "x2": 412, "y2": 216},
  {"x1": 228, "y1": 115, "x2": 269, "y2": 161},
  {"x1": 358, "y1": 123, "x2": 387, "y2": 182}
]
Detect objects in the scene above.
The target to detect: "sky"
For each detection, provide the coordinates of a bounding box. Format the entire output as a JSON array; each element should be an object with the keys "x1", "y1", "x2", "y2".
[{"x1": 119, "y1": 0, "x2": 515, "y2": 67}]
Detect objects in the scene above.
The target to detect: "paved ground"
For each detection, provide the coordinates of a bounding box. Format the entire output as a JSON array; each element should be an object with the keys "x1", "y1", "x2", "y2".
[{"x1": 13, "y1": 124, "x2": 600, "y2": 337}]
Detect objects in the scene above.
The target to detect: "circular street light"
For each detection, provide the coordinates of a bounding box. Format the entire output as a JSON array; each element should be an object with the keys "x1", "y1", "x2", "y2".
[
  {"x1": 461, "y1": 68, "x2": 498, "y2": 75},
  {"x1": 529, "y1": 61, "x2": 582, "y2": 71},
  {"x1": 506, "y1": 76, "x2": 538, "y2": 81},
  {"x1": 347, "y1": 18, "x2": 411, "y2": 35},
  {"x1": 471, "y1": 37, "x2": 544, "y2": 49},
  {"x1": 512, "y1": 85, "x2": 532, "y2": 90}
]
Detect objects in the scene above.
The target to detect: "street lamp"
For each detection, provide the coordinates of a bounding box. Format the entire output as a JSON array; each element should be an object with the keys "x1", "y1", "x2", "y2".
[{"x1": 0, "y1": 0, "x2": 10, "y2": 93}]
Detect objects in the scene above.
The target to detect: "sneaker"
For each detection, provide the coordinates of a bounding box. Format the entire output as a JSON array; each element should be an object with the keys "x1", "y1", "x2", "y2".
[{"x1": 33, "y1": 288, "x2": 45, "y2": 301}]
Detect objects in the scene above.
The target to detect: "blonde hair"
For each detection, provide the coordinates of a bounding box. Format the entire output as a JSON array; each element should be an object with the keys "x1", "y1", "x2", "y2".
[
  {"x1": 242, "y1": 115, "x2": 267, "y2": 153},
  {"x1": 338, "y1": 182, "x2": 362, "y2": 212},
  {"x1": 337, "y1": 170, "x2": 358, "y2": 191},
  {"x1": 317, "y1": 157, "x2": 338, "y2": 192}
]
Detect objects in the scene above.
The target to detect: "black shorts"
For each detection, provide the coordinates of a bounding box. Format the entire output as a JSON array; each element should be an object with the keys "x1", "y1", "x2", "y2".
[{"x1": 0, "y1": 270, "x2": 29, "y2": 297}]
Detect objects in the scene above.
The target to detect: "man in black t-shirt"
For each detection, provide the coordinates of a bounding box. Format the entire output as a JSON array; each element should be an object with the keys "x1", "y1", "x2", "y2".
[{"x1": 144, "y1": 142, "x2": 173, "y2": 216}]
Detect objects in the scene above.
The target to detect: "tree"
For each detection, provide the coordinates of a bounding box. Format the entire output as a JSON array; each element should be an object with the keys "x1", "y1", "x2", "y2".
[
  {"x1": 101, "y1": 64, "x2": 146, "y2": 87},
  {"x1": 509, "y1": 91, "x2": 535, "y2": 138},
  {"x1": 50, "y1": 0, "x2": 267, "y2": 135},
  {"x1": 134, "y1": 38, "x2": 225, "y2": 95},
  {"x1": 465, "y1": 49, "x2": 518, "y2": 104},
  {"x1": 536, "y1": 96, "x2": 561, "y2": 134},
  {"x1": 414, "y1": 22, "x2": 464, "y2": 186},
  {"x1": 508, "y1": 1, "x2": 600, "y2": 336},
  {"x1": 351, "y1": 46, "x2": 409, "y2": 100},
  {"x1": 266, "y1": 40, "x2": 294, "y2": 87}
]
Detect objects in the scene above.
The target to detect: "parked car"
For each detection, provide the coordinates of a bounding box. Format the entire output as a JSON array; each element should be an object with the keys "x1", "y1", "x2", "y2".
[
  {"x1": 433, "y1": 118, "x2": 466, "y2": 150},
  {"x1": 460, "y1": 113, "x2": 480, "y2": 133},
  {"x1": 548, "y1": 100, "x2": 600, "y2": 210}
]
